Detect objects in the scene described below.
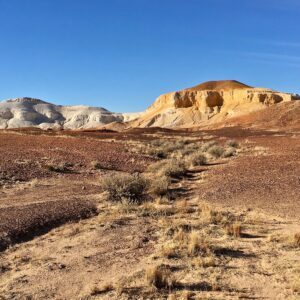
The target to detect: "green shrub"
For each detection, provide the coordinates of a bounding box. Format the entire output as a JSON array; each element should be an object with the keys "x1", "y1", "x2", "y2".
[{"x1": 101, "y1": 173, "x2": 148, "y2": 203}]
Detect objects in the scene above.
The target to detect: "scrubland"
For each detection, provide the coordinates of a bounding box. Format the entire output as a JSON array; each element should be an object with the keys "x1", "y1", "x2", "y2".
[{"x1": 0, "y1": 127, "x2": 299, "y2": 299}]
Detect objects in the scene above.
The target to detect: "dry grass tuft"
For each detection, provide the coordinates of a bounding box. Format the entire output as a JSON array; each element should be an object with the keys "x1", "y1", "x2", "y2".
[
  {"x1": 191, "y1": 256, "x2": 216, "y2": 268},
  {"x1": 44, "y1": 162, "x2": 71, "y2": 173},
  {"x1": 149, "y1": 176, "x2": 170, "y2": 197},
  {"x1": 160, "y1": 242, "x2": 179, "y2": 259},
  {"x1": 226, "y1": 222, "x2": 242, "y2": 238},
  {"x1": 198, "y1": 203, "x2": 224, "y2": 224},
  {"x1": 294, "y1": 233, "x2": 300, "y2": 247},
  {"x1": 91, "y1": 160, "x2": 102, "y2": 169},
  {"x1": 146, "y1": 265, "x2": 176, "y2": 290},
  {"x1": 187, "y1": 231, "x2": 209, "y2": 256}
]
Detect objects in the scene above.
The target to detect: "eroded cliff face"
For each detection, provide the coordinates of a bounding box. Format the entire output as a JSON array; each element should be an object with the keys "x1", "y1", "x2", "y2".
[
  {"x1": 133, "y1": 83, "x2": 295, "y2": 128},
  {"x1": 0, "y1": 98, "x2": 125, "y2": 129}
]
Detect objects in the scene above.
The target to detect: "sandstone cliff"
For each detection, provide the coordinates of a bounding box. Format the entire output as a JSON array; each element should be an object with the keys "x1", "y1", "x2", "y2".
[{"x1": 132, "y1": 80, "x2": 298, "y2": 128}]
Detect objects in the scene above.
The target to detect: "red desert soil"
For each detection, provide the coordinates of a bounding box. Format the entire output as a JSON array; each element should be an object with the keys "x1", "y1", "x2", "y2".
[
  {"x1": 0, "y1": 126, "x2": 299, "y2": 299},
  {"x1": 0, "y1": 198, "x2": 97, "y2": 251},
  {"x1": 200, "y1": 135, "x2": 300, "y2": 219},
  {"x1": 218, "y1": 101, "x2": 300, "y2": 130},
  {"x1": 0, "y1": 131, "x2": 154, "y2": 185}
]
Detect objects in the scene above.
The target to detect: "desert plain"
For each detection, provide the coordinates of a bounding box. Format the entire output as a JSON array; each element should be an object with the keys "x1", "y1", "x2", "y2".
[{"x1": 0, "y1": 81, "x2": 299, "y2": 299}]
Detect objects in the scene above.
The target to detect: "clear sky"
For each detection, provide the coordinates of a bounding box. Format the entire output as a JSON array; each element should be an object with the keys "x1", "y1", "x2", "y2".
[{"x1": 0, "y1": 0, "x2": 299, "y2": 112}]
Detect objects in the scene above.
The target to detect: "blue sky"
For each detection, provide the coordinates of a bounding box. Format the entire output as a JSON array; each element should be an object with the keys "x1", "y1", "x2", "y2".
[{"x1": 0, "y1": 0, "x2": 299, "y2": 112}]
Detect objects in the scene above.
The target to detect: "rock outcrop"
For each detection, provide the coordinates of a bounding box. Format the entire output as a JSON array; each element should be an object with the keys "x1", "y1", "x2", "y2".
[
  {"x1": 132, "y1": 80, "x2": 297, "y2": 128},
  {"x1": 1, "y1": 81, "x2": 298, "y2": 130},
  {"x1": 0, "y1": 98, "x2": 125, "y2": 129}
]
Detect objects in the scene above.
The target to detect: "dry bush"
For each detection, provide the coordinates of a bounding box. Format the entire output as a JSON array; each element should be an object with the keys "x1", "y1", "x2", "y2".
[
  {"x1": 198, "y1": 204, "x2": 224, "y2": 224},
  {"x1": 91, "y1": 160, "x2": 102, "y2": 169},
  {"x1": 208, "y1": 145, "x2": 225, "y2": 158},
  {"x1": 146, "y1": 265, "x2": 175, "y2": 290},
  {"x1": 187, "y1": 231, "x2": 210, "y2": 256},
  {"x1": 161, "y1": 242, "x2": 179, "y2": 259},
  {"x1": 148, "y1": 160, "x2": 187, "y2": 179},
  {"x1": 150, "y1": 139, "x2": 166, "y2": 148},
  {"x1": 148, "y1": 148, "x2": 168, "y2": 159},
  {"x1": 188, "y1": 152, "x2": 207, "y2": 166},
  {"x1": 191, "y1": 256, "x2": 216, "y2": 268},
  {"x1": 201, "y1": 141, "x2": 216, "y2": 152},
  {"x1": 223, "y1": 147, "x2": 236, "y2": 158},
  {"x1": 226, "y1": 140, "x2": 239, "y2": 148},
  {"x1": 44, "y1": 162, "x2": 71, "y2": 173},
  {"x1": 101, "y1": 173, "x2": 148, "y2": 203},
  {"x1": 160, "y1": 160, "x2": 187, "y2": 178},
  {"x1": 138, "y1": 202, "x2": 175, "y2": 218},
  {"x1": 149, "y1": 176, "x2": 170, "y2": 197},
  {"x1": 226, "y1": 222, "x2": 242, "y2": 238}
]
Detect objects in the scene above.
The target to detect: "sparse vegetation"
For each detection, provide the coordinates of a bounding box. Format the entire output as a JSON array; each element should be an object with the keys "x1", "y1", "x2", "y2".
[
  {"x1": 208, "y1": 145, "x2": 225, "y2": 158},
  {"x1": 226, "y1": 140, "x2": 239, "y2": 148},
  {"x1": 91, "y1": 160, "x2": 102, "y2": 169},
  {"x1": 151, "y1": 159, "x2": 187, "y2": 178},
  {"x1": 188, "y1": 152, "x2": 207, "y2": 166},
  {"x1": 223, "y1": 146, "x2": 236, "y2": 157},
  {"x1": 146, "y1": 265, "x2": 175, "y2": 290},
  {"x1": 148, "y1": 176, "x2": 170, "y2": 197},
  {"x1": 226, "y1": 222, "x2": 242, "y2": 238},
  {"x1": 44, "y1": 162, "x2": 71, "y2": 173},
  {"x1": 101, "y1": 173, "x2": 148, "y2": 203},
  {"x1": 201, "y1": 141, "x2": 216, "y2": 152}
]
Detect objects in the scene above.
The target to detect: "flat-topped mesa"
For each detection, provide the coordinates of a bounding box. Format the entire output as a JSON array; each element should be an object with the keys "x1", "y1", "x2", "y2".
[{"x1": 136, "y1": 80, "x2": 296, "y2": 128}]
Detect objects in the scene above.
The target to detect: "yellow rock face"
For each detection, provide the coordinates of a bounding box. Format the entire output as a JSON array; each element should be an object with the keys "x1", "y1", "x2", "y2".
[{"x1": 133, "y1": 81, "x2": 295, "y2": 128}]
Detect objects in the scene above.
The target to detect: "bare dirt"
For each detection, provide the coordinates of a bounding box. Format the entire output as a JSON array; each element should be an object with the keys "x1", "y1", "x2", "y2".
[{"x1": 0, "y1": 131, "x2": 154, "y2": 185}]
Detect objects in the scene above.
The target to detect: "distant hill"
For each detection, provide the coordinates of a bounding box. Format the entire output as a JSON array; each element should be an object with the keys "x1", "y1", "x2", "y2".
[
  {"x1": 131, "y1": 80, "x2": 298, "y2": 128},
  {"x1": 1, "y1": 81, "x2": 299, "y2": 130},
  {"x1": 0, "y1": 97, "x2": 125, "y2": 129}
]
